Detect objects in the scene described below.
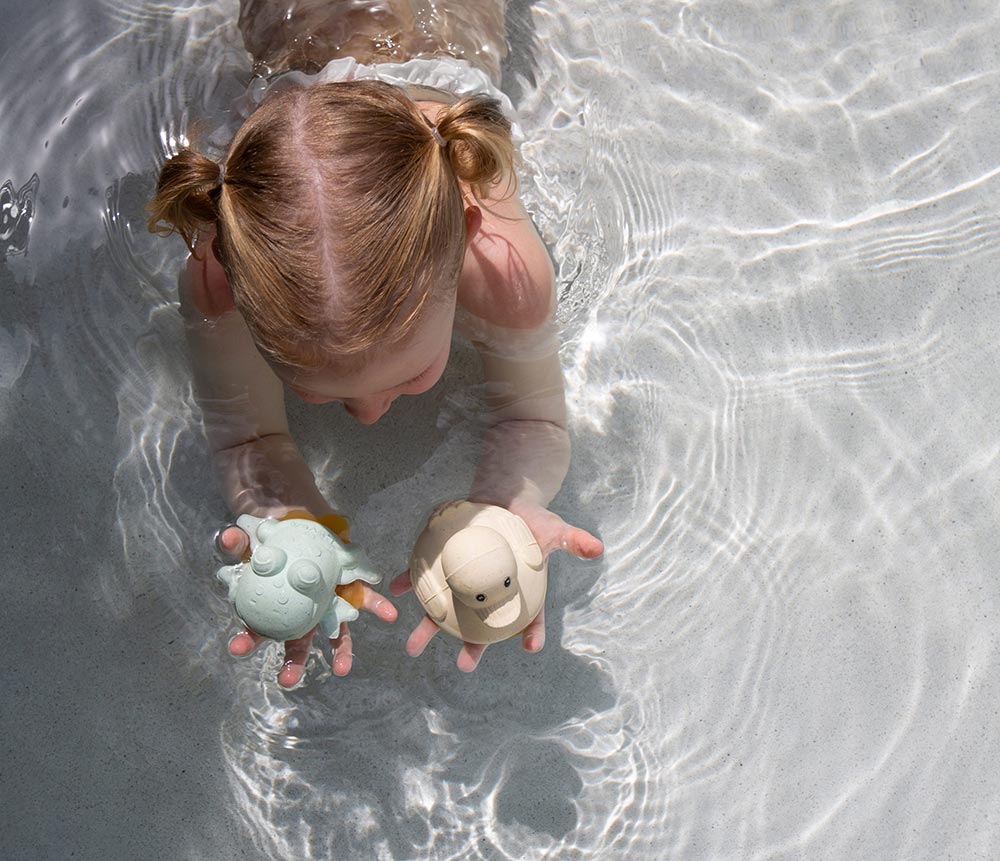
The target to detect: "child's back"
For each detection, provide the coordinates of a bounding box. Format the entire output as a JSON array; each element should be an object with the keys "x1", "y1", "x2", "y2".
[{"x1": 238, "y1": 0, "x2": 508, "y2": 80}]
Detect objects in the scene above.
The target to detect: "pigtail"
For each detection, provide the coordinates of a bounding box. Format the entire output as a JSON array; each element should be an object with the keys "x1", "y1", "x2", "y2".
[
  {"x1": 434, "y1": 95, "x2": 518, "y2": 202},
  {"x1": 146, "y1": 148, "x2": 225, "y2": 253}
]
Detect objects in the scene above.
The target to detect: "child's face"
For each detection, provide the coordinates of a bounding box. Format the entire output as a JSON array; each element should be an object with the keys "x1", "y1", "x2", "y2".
[{"x1": 274, "y1": 297, "x2": 456, "y2": 425}]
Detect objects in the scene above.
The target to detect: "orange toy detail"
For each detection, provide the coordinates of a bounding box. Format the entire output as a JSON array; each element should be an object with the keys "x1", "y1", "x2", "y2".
[
  {"x1": 334, "y1": 580, "x2": 366, "y2": 609},
  {"x1": 280, "y1": 509, "x2": 351, "y2": 542}
]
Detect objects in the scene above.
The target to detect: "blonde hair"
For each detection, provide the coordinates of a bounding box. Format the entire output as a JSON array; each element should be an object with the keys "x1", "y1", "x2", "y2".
[{"x1": 148, "y1": 81, "x2": 515, "y2": 369}]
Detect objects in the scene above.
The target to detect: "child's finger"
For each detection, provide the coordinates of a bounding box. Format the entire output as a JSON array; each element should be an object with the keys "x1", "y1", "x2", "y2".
[
  {"x1": 278, "y1": 629, "x2": 316, "y2": 687},
  {"x1": 228, "y1": 628, "x2": 264, "y2": 656},
  {"x1": 559, "y1": 526, "x2": 604, "y2": 560},
  {"x1": 361, "y1": 585, "x2": 398, "y2": 621},
  {"x1": 522, "y1": 605, "x2": 546, "y2": 653},
  {"x1": 216, "y1": 525, "x2": 250, "y2": 561},
  {"x1": 515, "y1": 506, "x2": 602, "y2": 560},
  {"x1": 389, "y1": 570, "x2": 413, "y2": 596},
  {"x1": 457, "y1": 642, "x2": 487, "y2": 673},
  {"x1": 405, "y1": 616, "x2": 440, "y2": 657},
  {"x1": 329, "y1": 622, "x2": 354, "y2": 676}
]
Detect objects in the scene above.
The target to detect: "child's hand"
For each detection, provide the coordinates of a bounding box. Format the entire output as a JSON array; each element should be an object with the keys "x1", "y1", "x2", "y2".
[
  {"x1": 216, "y1": 525, "x2": 398, "y2": 687},
  {"x1": 505, "y1": 501, "x2": 605, "y2": 566},
  {"x1": 388, "y1": 504, "x2": 602, "y2": 672}
]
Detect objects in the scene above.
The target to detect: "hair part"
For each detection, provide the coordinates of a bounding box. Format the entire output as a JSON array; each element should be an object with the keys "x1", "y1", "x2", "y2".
[{"x1": 148, "y1": 81, "x2": 516, "y2": 369}]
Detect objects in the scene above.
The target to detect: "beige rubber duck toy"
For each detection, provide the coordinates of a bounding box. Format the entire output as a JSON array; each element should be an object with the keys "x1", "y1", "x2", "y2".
[{"x1": 409, "y1": 500, "x2": 547, "y2": 644}]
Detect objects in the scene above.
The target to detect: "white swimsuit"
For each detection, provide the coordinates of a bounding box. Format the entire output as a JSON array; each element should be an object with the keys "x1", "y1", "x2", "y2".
[{"x1": 247, "y1": 55, "x2": 522, "y2": 141}]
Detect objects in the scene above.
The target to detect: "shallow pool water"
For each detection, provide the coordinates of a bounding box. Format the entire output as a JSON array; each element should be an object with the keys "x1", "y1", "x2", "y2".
[{"x1": 3, "y1": 1, "x2": 1000, "y2": 858}]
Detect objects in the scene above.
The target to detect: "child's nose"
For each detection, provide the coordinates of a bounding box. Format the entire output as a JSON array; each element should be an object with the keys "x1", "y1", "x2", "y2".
[{"x1": 345, "y1": 396, "x2": 393, "y2": 425}]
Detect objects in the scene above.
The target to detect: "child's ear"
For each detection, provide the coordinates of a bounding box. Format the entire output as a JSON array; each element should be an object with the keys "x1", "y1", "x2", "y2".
[
  {"x1": 464, "y1": 205, "x2": 482, "y2": 246},
  {"x1": 187, "y1": 232, "x2": 236, "y2": 318}
]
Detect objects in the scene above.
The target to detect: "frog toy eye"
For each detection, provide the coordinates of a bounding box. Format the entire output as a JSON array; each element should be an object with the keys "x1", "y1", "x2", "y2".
[
  {"x1": 288, "y1": 559, "x2": 322, "y2": 594},
  {"x1": 476, "y1": 593, "x2": 487, "y2": 602},
  {"x1": 251, "y1": 546, "x2": 287, "y2": 577},
  {"x1": 504, "y1": 577, "x2": 511, "y2": 588}
]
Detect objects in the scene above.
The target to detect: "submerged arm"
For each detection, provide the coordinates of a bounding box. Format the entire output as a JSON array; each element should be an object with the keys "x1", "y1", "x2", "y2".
[
  {"x1": 179, "y1": 242, "x2": 335, "y2": 520},
  {"x1": 395, "y1": 186, "x2": 601, "y2": 672},
  {"x1": 467, "y1": 326, "x2": 570, "y2": 513},
  {"x1": 180, "y1": 241, "x2": 398, "y2": 684},
  {"x1": 456, "y1": 187, "x2": 580, "y2": 528}
]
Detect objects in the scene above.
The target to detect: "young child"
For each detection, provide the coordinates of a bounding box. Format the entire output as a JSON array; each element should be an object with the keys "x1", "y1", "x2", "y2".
[{"x1": 148, "y1": 0, "x2": 603, "y2": 686}]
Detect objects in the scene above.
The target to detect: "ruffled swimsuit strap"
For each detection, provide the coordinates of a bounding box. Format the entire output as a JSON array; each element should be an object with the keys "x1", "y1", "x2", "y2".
[{"x1": 247, "y1": 55, "x2": 523, "y2": 142}]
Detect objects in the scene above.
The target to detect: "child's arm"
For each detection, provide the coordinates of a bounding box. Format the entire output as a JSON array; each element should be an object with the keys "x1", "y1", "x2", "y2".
[
  {"x1": 458, "y1": 188, "x2": 600, "y2": 556},
  {"x1": 464, "y1": 318, "x2": 571, "y2": 514},
  {"x1": 395, "y1": 187, "x2": 602, "y2": 671},
  {"x1": 179, "y1": 240, "x2": 335, "y2": 520},
  {"x1": 180, "y1": 240, "x2": 396, "y2": 685}
]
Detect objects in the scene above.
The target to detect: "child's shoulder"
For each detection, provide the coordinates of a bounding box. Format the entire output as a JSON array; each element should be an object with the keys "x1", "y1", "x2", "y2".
[{"x1": 457, "y1": 184, "x2": 555, "y2": 331}]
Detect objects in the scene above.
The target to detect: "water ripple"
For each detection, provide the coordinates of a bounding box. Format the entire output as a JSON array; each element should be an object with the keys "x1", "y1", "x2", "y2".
[
  {"x1": 0, "y1": 174, "x2": 40, "y2": 257},
  {"x1": 0, "y1": 0, "x2": 245, "y2": 258}
]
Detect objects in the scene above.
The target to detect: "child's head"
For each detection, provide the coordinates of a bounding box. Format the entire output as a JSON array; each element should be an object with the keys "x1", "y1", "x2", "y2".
[{"x1": 148, "y1": 81, "x2": 515, "y2": 379}]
